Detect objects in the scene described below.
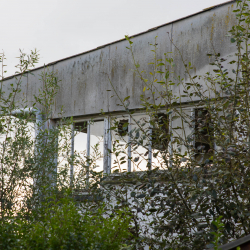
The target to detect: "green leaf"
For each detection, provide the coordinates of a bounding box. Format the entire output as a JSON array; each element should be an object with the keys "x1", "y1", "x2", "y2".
[
  {"x1": 149, "y1": 208, "x2": 157, "y2": 213},
  {"x1": 190, "y1": 194, "x2": 198, "y2": 203},
  {"x1": 211, "y1": 190, "x2": 217, "y2": 199},
  {"x1": 136, "y1": 193, "x2": 146, "y2": 198},
  {"x1": 123, "y1": 96, "x2": 130, "y2": 102},
  {"x1": 157, "y1": 63, "x2": 165, "y2": 67},
  {"x1": 134, "y1": 157, "x2": 139, "y2": 162},
  {"x1": 193, "y1": 174, "x2": 198, "y2": 182},
  {"x1": 172, "y1": 116, "x2": 179, "y2": 121}
]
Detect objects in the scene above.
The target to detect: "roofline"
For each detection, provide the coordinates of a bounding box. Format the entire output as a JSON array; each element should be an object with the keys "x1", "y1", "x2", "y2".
[{"x1": 3, "y1": 0, "x2": 235, "y2": 81}]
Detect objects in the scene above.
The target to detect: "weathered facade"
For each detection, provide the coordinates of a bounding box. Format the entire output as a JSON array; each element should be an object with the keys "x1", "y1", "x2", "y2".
[
  {"x1": 2, "y1": 1, "x2": 249, "y2": 248},
  {"x1": 2, "y1": 0, "x2": 237, "y2": 117},
  {"x1": 1, "y1": 0, "x2": 238, "y2": 174}
]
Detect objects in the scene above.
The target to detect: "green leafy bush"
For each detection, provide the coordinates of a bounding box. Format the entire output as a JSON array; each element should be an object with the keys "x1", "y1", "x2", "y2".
[{"x1": 0, "y1": 196, "x2": 132, "y2": 250}]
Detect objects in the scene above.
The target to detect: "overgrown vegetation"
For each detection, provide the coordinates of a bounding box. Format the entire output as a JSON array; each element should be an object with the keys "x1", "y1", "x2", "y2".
[
  {"x1": 105, "y1": 0, "x2": 250, "y2": 248},
  {"x1": 0, "y1": 51, "x2": 132, "y2": 249},
  {"x1": 1, "y1": 0, "x2": 250, "y2": 249}
]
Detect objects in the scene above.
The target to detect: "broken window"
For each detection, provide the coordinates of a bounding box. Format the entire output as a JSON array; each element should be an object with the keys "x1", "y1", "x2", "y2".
[
  {"x1": 195, "y1": 108, "x2": 214, "y2": 161},
  {"x1": 117, "y1": 119, "x2": 129, "y2": 137},
  {"x1": 111, "y1": 117, "x2": 129, "y2": 173},
  {"x1": 151, "y1": 113, "x2": 169, "y2": 151},
  {"x1": 71, "y1": 113, "x2": 173, "y2": 175},
  {"x1": 130, "y1": 114, "x2": 150, "y2": 171},
  {"x1": 75, "y1": 121, "x2": 87, "y2": 133},
  {"x1": 150, "y1": 113, "x2": 170, "y2": 169}
]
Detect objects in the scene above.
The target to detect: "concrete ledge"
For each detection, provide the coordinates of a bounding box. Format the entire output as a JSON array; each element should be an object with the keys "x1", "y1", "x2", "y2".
[{"x1": 212, "y1": 234, "x2": 250, "y2": 250}]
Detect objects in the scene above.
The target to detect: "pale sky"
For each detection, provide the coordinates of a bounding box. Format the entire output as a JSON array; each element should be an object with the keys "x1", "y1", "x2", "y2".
[{"x1": 0, "y1": 0, "x2": 229, "y2": 76}]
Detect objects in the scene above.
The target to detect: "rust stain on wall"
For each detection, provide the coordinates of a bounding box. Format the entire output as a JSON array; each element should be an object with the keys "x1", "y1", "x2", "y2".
[
  {"x1": 211, "y1": 17, "x2": 215, "y2": 41},
  {"x1": 111, "y1": 66, "x2": 115, "y2": 79},
  {"x1": 225, "y1": 15, "x2": 230, "y2": 26}
]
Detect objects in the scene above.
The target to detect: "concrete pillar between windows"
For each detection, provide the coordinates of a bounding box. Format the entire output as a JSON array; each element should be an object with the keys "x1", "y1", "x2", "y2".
[
  {"x1": 86, "y1": 121, "x2": 91, "y2": 183},
  {"x1": 168, "y1": 113, "x2": 173, "y2": 168},
  {"x1": 10, "y1": 108, "x2": 58, "y2": 195},
  {"x1": 190, "y1": 108, "x2": 196, "y2": 160},
  {"x1": 127, "y1": 116, "x2": 132, "y2": 172},
  {"x1": 104, "y1": 117, "x2": 111, "y2": 174},
  {"x1": 70, "y1": 123, "x2": 74, "y2": 187},
  {"x1": 148, "y1": 117, "x2": 152, "y2": 170}
]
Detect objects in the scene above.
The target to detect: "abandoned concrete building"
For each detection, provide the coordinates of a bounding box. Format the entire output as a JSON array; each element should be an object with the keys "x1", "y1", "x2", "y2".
[{"x1": 2, "y1": 0, "x2": 238, "y2": 178}]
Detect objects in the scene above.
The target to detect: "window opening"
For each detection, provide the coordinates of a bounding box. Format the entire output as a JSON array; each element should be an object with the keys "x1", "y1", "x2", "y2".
[
  {"x1": 72, "y1": 121, "x2": 88, "y2": 187},
  {"x1": 150, "y1": 113, "x2": 170, "y2": 170},
  {"x1": 111, "y1": 117, "x2": 129, "y2": 173},
  {"x1": 130, "y1": 114, "x2": 150, "y2": 171},
  {"x1": 75, "y1": 121, "x2": 87, "y2": 134},
  {"x1": 195, "y1": 108, "x2": 214, "y2": 161},
  {"x1": 71, "y1": 120, "x2": 104, "y2": 186},
  {"x1": 118, "y1": 119, "x2": 129, "y2": 137},
  {"x1": 71, "y1": 114, "x2": 173, "y2": 175},
  {"x1": 89, "y1": 120, "x2": 104, "y2": 173},
  {"x1": 151, "y1": 113, "x2": 169, "y2": 151}
]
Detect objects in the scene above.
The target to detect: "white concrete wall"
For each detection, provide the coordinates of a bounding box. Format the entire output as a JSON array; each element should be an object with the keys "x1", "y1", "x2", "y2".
[{"x1": 1, "y1": 1, "x2": 237, "y2": 119}]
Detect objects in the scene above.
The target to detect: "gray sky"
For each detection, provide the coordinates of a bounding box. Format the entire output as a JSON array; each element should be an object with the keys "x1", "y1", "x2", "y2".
[{"x1": 0, "y1": 0, "x2": 229, "y2": 76}]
